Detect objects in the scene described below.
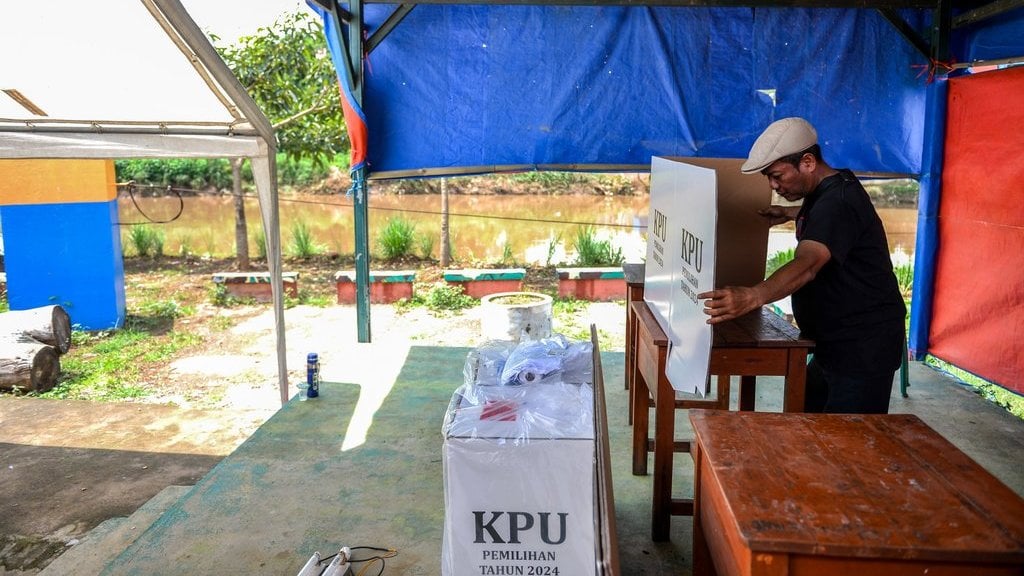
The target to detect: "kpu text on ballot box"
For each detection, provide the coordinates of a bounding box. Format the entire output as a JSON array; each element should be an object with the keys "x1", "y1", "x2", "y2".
[{"x1": 442, "y1": 337, "x2": 598, "y2": 576}]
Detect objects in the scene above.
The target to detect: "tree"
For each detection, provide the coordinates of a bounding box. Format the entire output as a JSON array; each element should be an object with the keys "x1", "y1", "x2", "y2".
[{"x1": 215, "y1": 10, "x2": 347, "y2": 268}]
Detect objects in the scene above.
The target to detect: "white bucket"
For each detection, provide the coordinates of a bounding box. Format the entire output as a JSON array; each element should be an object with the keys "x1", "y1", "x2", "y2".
[{"x1": 480, "y1": 292, "x2": 553, "y2": 343}]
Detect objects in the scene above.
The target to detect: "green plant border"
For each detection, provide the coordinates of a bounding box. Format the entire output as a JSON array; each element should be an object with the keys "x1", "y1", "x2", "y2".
[{"x1": 925, "y1": 356, "x2": 1024, "y2": 420}]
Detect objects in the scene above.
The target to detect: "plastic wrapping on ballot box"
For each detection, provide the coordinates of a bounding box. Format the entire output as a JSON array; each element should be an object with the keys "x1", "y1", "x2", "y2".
[
  {"x1": 442, "y1": 336, "x2": 597, "y2": 576},
  {"x1": 464, "y1": 335, "x2": 593, "y2": 388}
]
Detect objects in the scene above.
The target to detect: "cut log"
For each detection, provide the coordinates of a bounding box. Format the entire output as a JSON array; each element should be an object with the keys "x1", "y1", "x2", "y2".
[
  {"x1": 0, "y1": 340, "x2": 60, "y2": 393},
  {"x1": 0, "y1": 305, "x2": 72, "y2": 354}
]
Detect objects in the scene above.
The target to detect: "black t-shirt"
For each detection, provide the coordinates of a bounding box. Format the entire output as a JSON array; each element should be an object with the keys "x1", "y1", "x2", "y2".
[{"x1": 791, "y1": 170, "x2": 906, "y2": 371}]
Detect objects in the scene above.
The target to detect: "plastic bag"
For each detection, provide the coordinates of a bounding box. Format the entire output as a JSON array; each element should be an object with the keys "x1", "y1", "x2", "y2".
[
  {"x1": 499, "y1": 334, "x2": 593, "y2": 386},
  {"x1": 462, "y1": 340, "x2": 515, "y2": 387}
]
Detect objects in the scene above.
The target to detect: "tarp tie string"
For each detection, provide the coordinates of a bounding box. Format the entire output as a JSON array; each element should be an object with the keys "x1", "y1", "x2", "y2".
[
  {"x1": 347, "y1": 169, "x2": 366, "y2": 199},
  {"x1": 912, "y1": 57, "x2": 957, "y2": 83}
]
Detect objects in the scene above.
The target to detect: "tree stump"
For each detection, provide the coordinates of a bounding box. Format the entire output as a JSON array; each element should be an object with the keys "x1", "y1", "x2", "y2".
[
  {"x1": 0, "y1": 340, "x2": 60, "y2": 393},
  {"x1": 0, "y1": 305, "x2": 72, "y2": 354}
]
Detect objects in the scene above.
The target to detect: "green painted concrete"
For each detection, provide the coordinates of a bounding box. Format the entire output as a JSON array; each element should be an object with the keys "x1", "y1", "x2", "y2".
[
  {"x1": 97, "y1": 348, "x2": 1023, "y2": 575},
  {"x1": 334, "y1": 270, "x2": 417, "y2": 284},
  {"x1": 556, "y1": 267, "x2": 626, "y2": 280},
  {"x1": 444, "y1": 268, "x2": 527, "y2": 282}
]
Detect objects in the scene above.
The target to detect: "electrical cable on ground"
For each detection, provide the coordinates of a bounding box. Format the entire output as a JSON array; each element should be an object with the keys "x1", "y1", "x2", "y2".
[{"x1": 316, "y1": 546, "x2": 396, "y2": 576}]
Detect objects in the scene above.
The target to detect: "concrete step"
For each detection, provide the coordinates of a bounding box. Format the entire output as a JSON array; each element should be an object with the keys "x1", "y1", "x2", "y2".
[{"x1": 39, "y1": 486, "x2": 191, "y2": 576}]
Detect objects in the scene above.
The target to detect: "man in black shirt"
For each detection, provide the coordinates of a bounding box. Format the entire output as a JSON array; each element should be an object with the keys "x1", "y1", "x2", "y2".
[{"x1": 698, "y1": 117, "x2": 906, "y2": 413}]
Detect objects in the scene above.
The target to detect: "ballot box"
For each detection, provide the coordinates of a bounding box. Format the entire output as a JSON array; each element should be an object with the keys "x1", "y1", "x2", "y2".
[{"x1": 442, "y1": 338, "x2": 597, "y2": 576}]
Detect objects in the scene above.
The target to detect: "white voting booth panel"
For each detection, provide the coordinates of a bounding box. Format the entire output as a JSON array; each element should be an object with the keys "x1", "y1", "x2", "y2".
[
  {"x1": 643, "y1": 157, "x2": 772, "y2": 395},
  {"x1": 442, "y1": 384, "x2": 597, "y2": 576},
  {"x1": 645, "y1": 157, "x2": 717, "y2": 395}
]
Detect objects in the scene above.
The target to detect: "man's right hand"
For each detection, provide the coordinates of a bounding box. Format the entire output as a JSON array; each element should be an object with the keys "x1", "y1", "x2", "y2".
[{"x1": 758, "y1": 205, "x2": 799, "y2": 227}]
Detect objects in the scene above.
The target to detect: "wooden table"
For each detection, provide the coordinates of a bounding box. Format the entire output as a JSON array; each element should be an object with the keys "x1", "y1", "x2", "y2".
[
  {"x1": 630, "y1": 300, "x2": 813, "y2": 541},
  {"x1": 689, "y1": 409, "x2": 1024, "y2": 576}
]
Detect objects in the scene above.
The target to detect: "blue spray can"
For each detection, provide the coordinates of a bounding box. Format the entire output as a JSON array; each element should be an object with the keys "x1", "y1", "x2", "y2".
[{"x1": 306, "y1": 352, "x2": 320, "y2": 398}]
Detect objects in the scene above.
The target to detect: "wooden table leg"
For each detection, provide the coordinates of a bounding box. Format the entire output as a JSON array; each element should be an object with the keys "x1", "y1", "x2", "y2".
[
  {"x1": 691, "y1": 438, "x2": 713, "y2": 576},
  {"x1": 652, "y1": 373, "x2": 674, "y2": 541},
  {"x1": 626, "y1": 308, "x2": 635, "y2": 392},
  {"x1": 626, "y1": 309, "x2": 637, "y2": 424},
  {"x1": 782, "y1": 349, "x2": 808, "y2": 413},
  {"x1": 631, "y1": 365, "x2": 649, "y2": 476}
]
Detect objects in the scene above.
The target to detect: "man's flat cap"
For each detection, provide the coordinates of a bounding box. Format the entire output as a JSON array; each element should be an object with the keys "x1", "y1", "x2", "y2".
[{"x1": 741, "y1": 117, "x2": 818, "y2": 174}]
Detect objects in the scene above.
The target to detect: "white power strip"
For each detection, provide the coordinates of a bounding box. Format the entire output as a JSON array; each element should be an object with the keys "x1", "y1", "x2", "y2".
[{"x1": 296, "y1": 547, "x2": 353, "y2": 576}]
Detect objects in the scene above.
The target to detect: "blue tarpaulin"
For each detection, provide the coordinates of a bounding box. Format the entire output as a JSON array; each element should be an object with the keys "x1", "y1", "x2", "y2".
[{"x1": 347, "y1": 6, "x2": 932, "y2": 177}]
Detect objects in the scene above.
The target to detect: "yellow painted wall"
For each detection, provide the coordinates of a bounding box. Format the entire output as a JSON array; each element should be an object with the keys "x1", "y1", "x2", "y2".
[{"x1": 0, "y1": 159, "x2": 116, "y2": 205}]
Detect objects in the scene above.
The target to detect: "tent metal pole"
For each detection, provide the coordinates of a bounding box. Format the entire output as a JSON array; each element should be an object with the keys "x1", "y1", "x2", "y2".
[{"x1": 346, "y1": 0, "x2": 372, "y2": 343}]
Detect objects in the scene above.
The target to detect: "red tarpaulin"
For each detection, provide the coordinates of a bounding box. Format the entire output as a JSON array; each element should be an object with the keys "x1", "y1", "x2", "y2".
[{"x1": 929, "y1": 66, "x2": 1024, "y2": 395}]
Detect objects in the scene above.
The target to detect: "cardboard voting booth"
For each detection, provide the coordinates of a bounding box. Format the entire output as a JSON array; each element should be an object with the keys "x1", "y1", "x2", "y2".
[
  {"x1": 644, "y1": 157, "x2": 771, "y2": 394},
  {"x1": 442, "y1": 338, "x2": 598, "y2": 576}
]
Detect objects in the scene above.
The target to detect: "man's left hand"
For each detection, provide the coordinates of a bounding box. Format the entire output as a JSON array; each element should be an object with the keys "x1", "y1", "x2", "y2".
[{"x1": 698, "y1": 286, "x2": 762, "y2": 324}]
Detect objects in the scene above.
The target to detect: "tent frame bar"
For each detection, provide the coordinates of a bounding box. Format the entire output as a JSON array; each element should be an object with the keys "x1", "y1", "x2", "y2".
[
  {"x1": 0, "y1": 123, "x2": 260, "y2": 136},
  {"x1": 954, "y1": 0, "x2": 1024, "y2": 28},
  {"x1": 367, "y1": 5, "x2": 416, "y2": 54},
  {"x1": 367, "y1": 164, "x2": 918, "y2": 180}
]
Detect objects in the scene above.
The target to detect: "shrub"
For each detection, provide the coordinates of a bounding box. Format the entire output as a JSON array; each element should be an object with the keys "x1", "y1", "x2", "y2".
[
  {"x1": 253, "y1": 227, "x2": 267, "y2": 260},
  {"x1": 572, "y1": 226, "x2": 623, "y2": 267},
  {"x1": 423, "y1": 283, "x2": 476, "y2": 312},
  {"x1": 509, "y1": 171, "x2": 587, "y2": 189},
  {"x1": 177, "y1": 233, "x2": 194, "y2": 258},
  {"x1": 127, "y1": 225, "x2": 165, "y2": 258},
  {"x1": 377, "y1": 217, "x2": 417, "y2": 261},
  {"x1": 500, "y1": 242, "x2": 515, "y2": 266},
  {"x1": 288, "y1": 221, "x2": 324, "y2": 259},
  {"x1": 416, "y1": 233, "x2": 436, "y2": 260},
  {"x1": 546, "y1": 233, "x2": 563, "y2": 266},
  {"x1": 115, "y1": 158, "x2": 232, "y2": 189},
  {"x1": 765, "y1": 248, "x2": 795, "y2": 278},
  {"x1": 893, "y1": 262, "x2": 914, "y2": 297}
]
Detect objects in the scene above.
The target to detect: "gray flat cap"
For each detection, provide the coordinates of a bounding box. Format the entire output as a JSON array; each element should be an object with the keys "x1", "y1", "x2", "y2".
[{"x1": 741, "y1": 117, "x2": 818, "y2": 174}]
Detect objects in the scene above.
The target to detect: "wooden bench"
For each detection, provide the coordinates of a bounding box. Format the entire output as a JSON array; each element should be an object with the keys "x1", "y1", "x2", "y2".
[
  {"x1": 443, "y1": 268, "x2": 525, "y2": 298},
  {"x1": 211, "y1": 272, "x2": 298, "y2": 303},
  {"x1": 335, "y1": 270, "x2": 415, "y2": 304},
  {"x1": 557, "y1": 267, "x2": 626, "y2": 301}
]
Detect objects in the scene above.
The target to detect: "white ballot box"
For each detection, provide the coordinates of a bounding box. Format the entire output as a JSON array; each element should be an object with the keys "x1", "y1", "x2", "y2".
[{"x1": 442, "y1": 382, "x2": 596, "y2": 576}]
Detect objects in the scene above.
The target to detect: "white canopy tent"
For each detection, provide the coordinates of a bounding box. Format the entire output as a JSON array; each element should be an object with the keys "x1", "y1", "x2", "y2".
[{"x1": 0, "y1": 0, "x2": 290, "y2": 404}]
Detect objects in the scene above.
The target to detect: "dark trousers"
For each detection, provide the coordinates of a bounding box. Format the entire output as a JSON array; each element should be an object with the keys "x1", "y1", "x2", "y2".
[{"x1": 805, "y1": 356, "x2": 896, "y2": 414}]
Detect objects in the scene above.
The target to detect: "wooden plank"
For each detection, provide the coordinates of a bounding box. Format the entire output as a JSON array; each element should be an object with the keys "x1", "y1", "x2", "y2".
[
  {"x1": 710, "y1": 348, "x2": 789, "y2": 375},
  {"x1": 713, "y1": 308, "x2": 810, "y2": 348},
  {"x1": 700, "y1": 457, "x2": 753, "y2": 576},
  {"x1": 633, "y1": 300, "x2": 669, "y2": 346},
  {"x1": 591, "y1": 326, "x2": 621, "y2": 576}
]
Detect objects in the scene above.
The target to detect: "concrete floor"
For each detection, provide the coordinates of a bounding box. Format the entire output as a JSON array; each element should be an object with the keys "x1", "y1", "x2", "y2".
[{"x1": 81, "y1": 343, "x2": 1023, "y2": 576}]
